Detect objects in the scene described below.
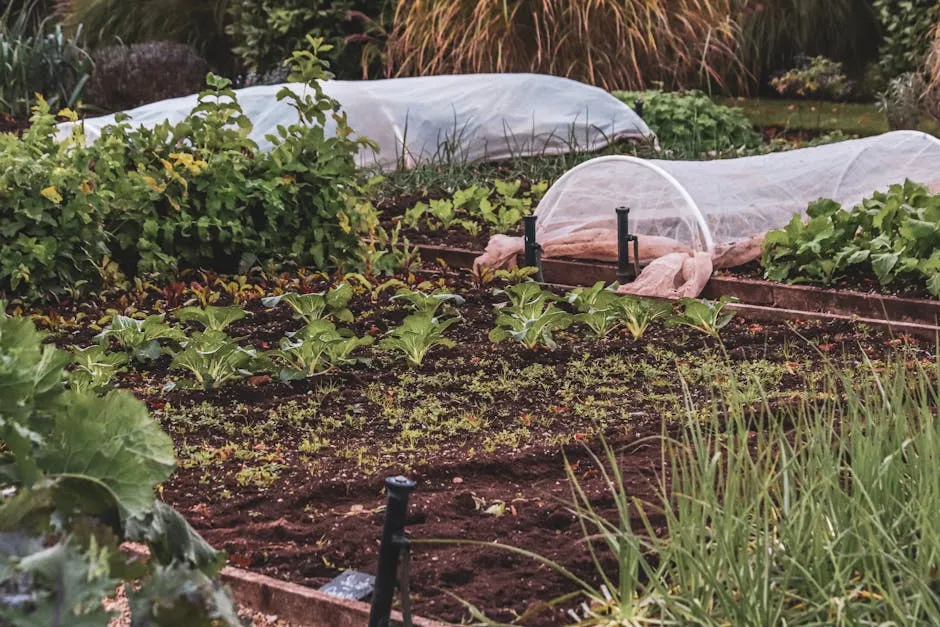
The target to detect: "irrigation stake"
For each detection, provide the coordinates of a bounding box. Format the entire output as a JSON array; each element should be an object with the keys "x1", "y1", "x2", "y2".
[
  {"x1": 616, "y1": 206, "x2": 640, "y2": 285},
  {"x1": 523, "y1": 215, "x2": 544, "y2": 281},
  {"x1": 368, "y1": 475, "x2": 417, "y2": 627}
]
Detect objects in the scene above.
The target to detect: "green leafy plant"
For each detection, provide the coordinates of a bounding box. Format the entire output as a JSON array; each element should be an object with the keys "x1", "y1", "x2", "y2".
[
  {"x1": 176, "y1": 304, "x2": 247, "y2": 332},
  {"x1": 877, "y1": 71, "x2": 925, "y2": 130},
  {"x1": 0, "y1": 1, "x2": 92, "y2": 119},
  {"x1": 762, "y1": 181, "x2": 940, "y2": 296},
  {"x1": 0, "y1": 309, "x2": 244, "y2": 625},
  {"x1": 391, "y1": 287, "x2": 465, "y2": 317},
  {"x1": 69, "y1": 344, "x2": 127, "y2": 393},
  {"x1": 770, "y1": 55, "x2": 853, "y2": 100},
  {"x1": 567, "y1": 282, "x2": 623, "y2": 338},
  {"x1": 667, "y1": 296, "x2": 736, "y2": 339},
  {"x1": 272, "y1": 320, "x2": 373, "y2": 380},
  {"x1": 874, "y1": 0, "x2": 938, "y2": 78},
  {"x1": 262, "y1": 282, "x2": 354, "y2": 324},
  {"x1": 489, "y1": 283, "x2": 572, "y2": 349},
  {"x1": 616, "y1": 295, "x2": 672, "y2": 340},
  {"x1": 95, "y1": 314, "x2": 186, "y2": 363},
  {"x1": 170, "y1": 330, "x2": 261, "y2": 390},
  {"x1": 614, "y1": 90, "x2": 760, "y2": 155},
  {"x1": 380, "y1": 313, "x2": 458, "y2": 366}
]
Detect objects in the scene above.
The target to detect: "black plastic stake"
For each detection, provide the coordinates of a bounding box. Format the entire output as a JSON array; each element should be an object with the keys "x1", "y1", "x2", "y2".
[
  {"x1": 616, "y1": 207, "x2": 639, "y2": 285},
  {"x1": 523, "y1": 215, "x2": 543, "y2": 281},
  {"x1": 634, "y1": 98, "x2": 645, "y2": 119},
  {"x1": 368, "y1": 476, "x2": 416, "y2": 627}
]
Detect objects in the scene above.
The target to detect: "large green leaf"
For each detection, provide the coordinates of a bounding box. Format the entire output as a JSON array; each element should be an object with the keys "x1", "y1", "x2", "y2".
[
  {"x1": 36, "y1": 391, "x2": 175, "y2": 520},
  {"x1": 126, "y1": 501, "x2": 224, "y2": 576}
]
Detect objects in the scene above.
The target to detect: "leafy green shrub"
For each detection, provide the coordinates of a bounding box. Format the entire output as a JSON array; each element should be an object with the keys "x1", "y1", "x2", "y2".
[
  {"x1": 227, "y1": 0, "x2": 366, "y2": 79},
  {"x1": 0, "y1": 5, "x2": 91, "y2": 119},
  {"x1": 0, "y1": 39, "x2": 373, "y2": 300},
  {"x1": 874, "y1": 0, "x2": 938, "y2": 78},
  {"x1": 761, "y1": 180, "x2": 940, "y2": 295},
  {"x1": 0, "y1": 310, "x2": 242, "y2": 625},
  {"x1": 877, "y1": 72, "x2": 926, "y2": 130},
  {"x1": 614, "y1": 90, "x2": 760, "y2": 155},
  {"x1": 84, "y1": 41, "x2": 210, "y2": 112},
  {"x1": 770, "y1": 55, "x2": 852, "y2": 100}
]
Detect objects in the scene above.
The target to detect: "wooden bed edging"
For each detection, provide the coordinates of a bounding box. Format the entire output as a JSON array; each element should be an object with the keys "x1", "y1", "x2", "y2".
[
  {"x1": 122, "y1": 544, "x2": 446, "y2": 627},
  {"x1": 416, "y1": 244, "x2": 940, "y2": 327}
]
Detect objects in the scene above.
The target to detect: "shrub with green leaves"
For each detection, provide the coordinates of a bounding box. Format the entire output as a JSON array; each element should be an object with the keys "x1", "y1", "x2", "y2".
[
  {"x1": 272, "y1": 320, "x2": 373, "y2": 380},
  {"x1": 489, "y1": 283, "x2": 572, "y2": 349},
  {"x1": 0, "y1": 38, "x2": 373, "y2": 300},
  {"x1": 770, "y1": 55, "x2": 852, "y2": 100},
  {"x1": 761, "y1": 180, "x2": 940, "y2": 296},
  {"x1": 380, "y1": 313, "x2": 458, "y2": 366},
  {"x1": 874, "y1": 0, "x2": 938, "y2": 78},
  {"x1": 0, "y1": 310, "x2": 243, "y2": 625},
  {"x1": 95, "y1": 314, "x2": 186, "y2": 363},
  {"x1": 613, "y1": 90, "x2": 760, "y2": 155}
]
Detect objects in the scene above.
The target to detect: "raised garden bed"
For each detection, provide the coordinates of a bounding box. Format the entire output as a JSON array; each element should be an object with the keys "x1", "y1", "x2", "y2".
[
  {"x1": 32, "y1": 266, "x2": 934, "y2": 625},
  {"x1": 415, "y1": 244, "x2": 940, "y2": 332}
]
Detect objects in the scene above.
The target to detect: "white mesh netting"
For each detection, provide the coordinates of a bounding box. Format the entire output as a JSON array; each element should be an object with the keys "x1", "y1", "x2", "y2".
[
  {"x1": 56, "y1": 73, "x2": 652, "y2": 170},
  {"x1": 475, "y1": 131, "x2": 940, "y2": 298}
]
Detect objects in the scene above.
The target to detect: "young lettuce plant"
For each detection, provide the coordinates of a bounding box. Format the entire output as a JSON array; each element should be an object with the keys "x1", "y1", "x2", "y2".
[
  {"x1": 95, "y1": 314, "x2": 186, "y2": 363},
  {"x1": 380, "y1": 314, "x2": 459, "y2": 366},
  {"x1": 615, "y1": 296, "x2": 672, "y2": 340},
  {"x1": 667, "y1": 296, "x2": 738, "y2": 339},
  {"x1": 272, "y1": 320, "x2": 373, "y2": 381},
  {"x1": 69, "y1": 345, "x2": 128, "y2": 394},
  {"x1": 261, "y1": 282, "x2": 354, "y2": 324},
  {"x1": 391, "y1": 287, "x2": 465, "y2": 317},
  {"x1": 567, "y1": 282, "x2": 623, "y2": 338},
  {"x1": 176, "y1": 305, "x2": 247, "y2": 332},
  {"x1": 170, "y1": 330, "x2": 261, "y2": 390},
  {"x1": 490, "y1": 283, "x2": 572, "y2": 349}
]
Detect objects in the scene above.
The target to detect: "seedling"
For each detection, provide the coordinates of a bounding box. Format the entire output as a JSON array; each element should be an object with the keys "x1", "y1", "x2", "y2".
[
  {"x1": 615, "y1": 296, "x2": 672, "y2": 340},
  {"x1": 272, "y1": 321, "x2": 373, "y2": 380},
  {"x1": 69, "y1": 345, "x2": 128, "y2": 393},
  {"x1": 490, "y1": 283, "x2": 572, "y2": 349},
  {"x1": 380, "y1": 314, "x2": 458, "y2": 366},
  {"x1": 262, "y1": 282, "x2": 354, "y2": 323},
  {"x1": 391, "y1": 288, "x2": 465, "y2": 317},
  {"x1": 95, "y1": 314, "x2": 186, "y2": 363},
  {"x1": 667, "y1": 296, "x2": 737, "y2": 339},
  {"x1": 568, "y1": 282, "x2": 622, "y2": 338},
  {"x1": 176, "y1": 305, "x2": 247, "y2": 332},
  {"x1": 170, "y1": 330, "x2": 261, "y2": 390}
]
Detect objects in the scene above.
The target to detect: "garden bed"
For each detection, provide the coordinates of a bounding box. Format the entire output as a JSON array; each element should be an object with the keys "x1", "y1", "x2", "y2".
[{"x1": 32, "y1": 266, "x2": 933, "y2": 625}]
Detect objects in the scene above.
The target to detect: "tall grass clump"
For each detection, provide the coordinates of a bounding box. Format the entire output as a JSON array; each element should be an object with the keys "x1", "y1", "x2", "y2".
[
  {"x1": 388, "y1": 0, "x2": 744, "y2": 92},
  {"x1": 0, "y1": 0, "x2": 91, "y2": 119},
  {"x1": 464, "y1": 355, "x2": 940, "y2": 624}
]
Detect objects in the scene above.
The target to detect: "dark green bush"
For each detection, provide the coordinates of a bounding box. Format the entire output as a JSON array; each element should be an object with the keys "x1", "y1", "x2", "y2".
[
  {"x1": 874, "y1": 0, "x2": 939, "y2": 78},
  {"x1": 614, "y1": 90, "x2": 760, "y2": 155},
  {"x1": 85, "y1": 41, "x2": 210, "y2": 112},
  {"x1": 0, "y1": 38, "x2": 374, "y2": 299}
]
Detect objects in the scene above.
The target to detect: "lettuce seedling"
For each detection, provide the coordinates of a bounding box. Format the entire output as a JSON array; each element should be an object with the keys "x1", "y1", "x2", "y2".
[
  {"x1": 272, "y1": 320, "x2": 373, "y2": 380},
  {"x1": 380, "y1": 314, "x2": 459, "y2": 366}
]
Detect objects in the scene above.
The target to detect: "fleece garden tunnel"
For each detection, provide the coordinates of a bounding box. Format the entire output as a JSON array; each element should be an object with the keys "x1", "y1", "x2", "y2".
[{"x1": 475, "y1": 130, "x2": 940, "y2": 298}]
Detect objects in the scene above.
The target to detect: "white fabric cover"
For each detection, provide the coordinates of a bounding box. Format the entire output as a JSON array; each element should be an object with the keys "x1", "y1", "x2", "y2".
[
  {"x1": 535, "y1": 131, "x2": 940, "y2": 254},
  {"x1": 57, "y1": 73, "x2": 652, "y2": 170},
  {"x1": 475, "y1": 131, "x2": 940, "y2": 298}
]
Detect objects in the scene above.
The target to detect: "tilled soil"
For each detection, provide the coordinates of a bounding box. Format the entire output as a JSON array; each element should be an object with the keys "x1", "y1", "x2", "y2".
[{"x1": 37, "y1": 269, "x2": 934, "y2": 625}]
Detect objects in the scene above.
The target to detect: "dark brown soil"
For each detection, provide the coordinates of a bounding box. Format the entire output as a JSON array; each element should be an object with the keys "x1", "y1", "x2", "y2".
[
  {"x1": 0, "y1": 114, "x2": 29, "y2": 135},
  {"x1": 31, "y1": 268, "x2": 934, "y2": 625}
]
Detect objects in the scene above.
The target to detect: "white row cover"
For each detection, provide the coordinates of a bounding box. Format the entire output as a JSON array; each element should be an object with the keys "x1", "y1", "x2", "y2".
[
  {"x1": 535, "y1": 130, "x2": 940, "y2": 254},
  {"x1": 57, "y1": 73, "x2": 653, "y2": 170}
]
